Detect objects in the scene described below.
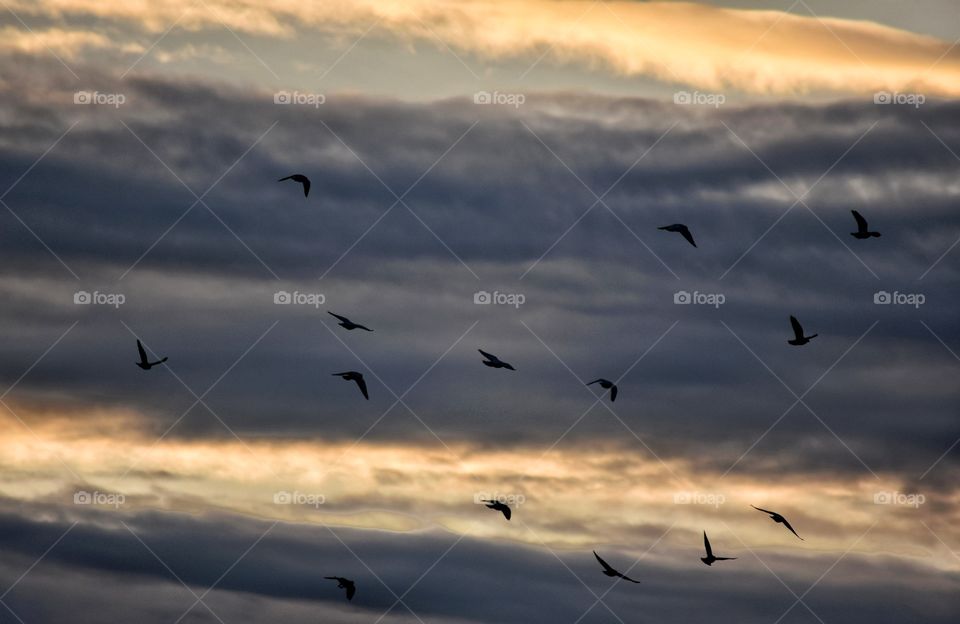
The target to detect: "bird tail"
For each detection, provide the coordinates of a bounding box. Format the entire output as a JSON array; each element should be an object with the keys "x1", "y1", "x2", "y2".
[{"x1": 871, "y1": 232, "x2": 882, "y2": 237}]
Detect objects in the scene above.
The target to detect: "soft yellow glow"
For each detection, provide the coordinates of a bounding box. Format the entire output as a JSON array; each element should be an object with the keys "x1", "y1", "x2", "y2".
[{"x1": 7, "y1": 0, "x2": 960, "y2": 96}]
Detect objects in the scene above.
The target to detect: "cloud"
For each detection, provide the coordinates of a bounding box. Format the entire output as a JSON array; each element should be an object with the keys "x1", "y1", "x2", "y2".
[{"x1": 6, "y1": 1, "x2": 960, "y2": 95}]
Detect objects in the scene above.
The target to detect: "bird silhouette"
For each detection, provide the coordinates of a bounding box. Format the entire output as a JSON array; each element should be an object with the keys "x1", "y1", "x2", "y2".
[
  {"x1": 701, "y1": 531, "x2": 736, "y2": 566},
  {"x1": 278, "y1": 174, "x2": 311, "y2": 197},
  {"x1": 850, "y1": 210, "x2": 881, "y2": 239},
  {"x1": 751, "y1": 505, "x2": 804, "y2": 540},
  {"x1": 332, "y1": 371, "x2": 368, "y2": 399},
  {"x1": 658, "y1": 223, "x2": 697, "y2": 247},
  {"x1": 479, "y1": 349, "x2": 515, "y2": 370},
  {"x1": 788, "y1": 316, "x2": 817, "y2": 346},
  {"x1": 482, "y1": 499, "x2": 511, "y2": 520},
  {"x1": 587, "y1": 378, "x2": 618, "y2": 402},
  {"x1": 324, "y1": 576, "x2": 356, "y2": 601},
  {"x1": 328, "y1": 311, "x2": 373, "y2": 332},
  {"x1": 135, "y1": 339, "x2": 167, "y2": 370},
  {"x1": 593, "y1": 551, "x2": 640, "y2": 583}
]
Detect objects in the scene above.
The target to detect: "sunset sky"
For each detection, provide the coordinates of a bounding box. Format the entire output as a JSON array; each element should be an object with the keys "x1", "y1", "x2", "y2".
[{"x1": 0, "y1": 1, "x2": 958, "y2": 622}]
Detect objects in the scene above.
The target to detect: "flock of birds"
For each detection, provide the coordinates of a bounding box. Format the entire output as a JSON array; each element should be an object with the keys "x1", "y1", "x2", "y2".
[{"x1": 128, "y1": 177, "x2": 883, "y2": 603}]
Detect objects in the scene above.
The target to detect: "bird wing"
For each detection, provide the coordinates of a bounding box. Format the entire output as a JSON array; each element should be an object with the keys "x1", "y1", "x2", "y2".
[
  {"x1": 501, "y1": 505, "x2": 512, "y2": 520},
  {"x1": 781, "y1": 518, "x2": 804, "y2": 540},
  {"x1": 594, "y1": 551, "x2": 615, "y2": 573},
  {"x1": 851, "y1": 210, "x2": 868, "y2": 232},
  {"x1": 751, "y1": 505, "x2": 775, "y2": 515},
  {"x1": 356, "y1": 324, "x2": 373, "y2": 332},
  {"x1": 324, "y1": 576, "x2": 341, "y2": 581},
  {"x1": 301, "y1": 177, "x2": 310, "y2": 197},
  {"x1": 789, "y1": 316, "x2": 804, "y2": 339},
  {"x1": 354, "y1": 376, "x2": 369, "y2": 400},
  {"x1": 278, "y1": 176, "x2": 294, "y2": 182},
  {"x1": 137, "y1": 340, "x2": 148, "y2": 363},
  {"x1": 345, "y1": 583, "x2": 356, "y2": 600},
  {"x1": 680, "y1": 227, "x2": 697, "y2": 247},
  {"x1": 610, "y1": 384, "x2": 618, "y2": 402},
  {"x1": 586, "y1": 379, "x2": 602, "y2": 386},
  {"x1": 703, "y1": 531, "x2": 713, "y2": 557},
  {"x1": 478, "y1": 349, "x2": 496, "y2": 360},
  {"x1": 620, "y1": 574, "x2": 641, "y2": 584},
  {"x1": 328, "y1": 311, "x2": 349, "y2": 323}
]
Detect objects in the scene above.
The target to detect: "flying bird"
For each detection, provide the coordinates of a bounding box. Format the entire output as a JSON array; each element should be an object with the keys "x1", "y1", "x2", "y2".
[
  {"x1": 850, "y1": 210, "x2": 881, "y2": 239},
  {"x1": 586, "y1": 378, "x2": 618, "y2": 402},
  {"x1": 278, "y1": 174, "x2": 311, "y2": 197},
  {"x1": 658, "y1": 223, "x2": 697, "y2": 247},
  {"x1": 324, "y1": 576, "x2": 356, "y2": 601},
  {"x1": 751, "y1": 505, "x2": 804, "y2": 540},
  {"x1": 788, "y1": 316, "x2": 817, "y2": 346},
  {"x1": 135, "y1": 339, "x2": 167, "y2": 370},
  {"x1": 593, "y1": 551, "x2": 640, "y2": 583},
  {"x1": 328, "y1": 311, "x2": 373, "y2": 332},
  {"x1": 482, "y1": 499, "x2": 512, "y2": 520},
  {"x1": 701, "y1": 531, "x2": 736, "y2": 566},
  {"x1": 332, "y1": 371, "x2": 369, "y2": 400},
  {"x1": 479, "y1": 349, "x2": 515, "y2": 371}
]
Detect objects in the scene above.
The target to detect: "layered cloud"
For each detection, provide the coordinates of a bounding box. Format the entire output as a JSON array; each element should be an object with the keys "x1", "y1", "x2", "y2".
[{"x1": 5, "y1": 0, "x2": 960, "y2": 96}]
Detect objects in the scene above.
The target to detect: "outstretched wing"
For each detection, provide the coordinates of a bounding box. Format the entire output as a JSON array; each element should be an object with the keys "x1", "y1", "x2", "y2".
[
  {"x1": 679, "y1": 227, "x2": 697, "y2": 248},
  {"x1": 751, "y1": 504, "x2": 775, "y2": 515},
  {"x1": 136, "y1": 340, "x2": 148, "y2": 364},
  {"x1": 851, "y1": 210, "x2": 868, "y2": 232},
  {"x1": 328, "y1": 311, "x2": 349, "y2": 323},
  {"x1": 478, "y1": 349, "x2": 496, "y2": 360},
  {"x1": 586, "y1": 379, "x2": 602, "y2": 386},
  {"x1": 345, "y1": 583, "x2": 356, "y2": 600},
  {"x1": 594, "y1": 551, "x2": 615, "y2": 574},
  {"x1": 609, "y1": 384, "x2": 618, "y2": 402},
  {"x1": 781, "y1": 518, "x2": 804, "y2": 540},
  {"x1": 301, "y1": 177, "x2": 311, "y2": 197},
  {"x1": 500, "y1": 504, "x2": 512, "y2": 520},
  {"x1": 354, "y1": 376, "x2": 369, "y2": 400},
  {"x1": 789, "y1": 316, "x2": 804, "y2": 340},
  {"x1": 703, "y1": 531, "x2": 713, "y2": 558}
]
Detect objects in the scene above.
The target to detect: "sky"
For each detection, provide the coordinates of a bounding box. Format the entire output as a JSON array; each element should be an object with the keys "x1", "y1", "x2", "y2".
[{"x1": 0, "y1": 1, "x2": 958, "y2": 622}]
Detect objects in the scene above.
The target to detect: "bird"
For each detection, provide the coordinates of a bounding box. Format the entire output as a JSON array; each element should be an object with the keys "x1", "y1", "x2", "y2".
[
  {"x1": 278, "y1": 174, "x2": 311, "y2": 197},
  {"x1": 481, "y1": 499, "x2": 511, "y2": 520},
  {"x1": 332, "y1": 371, "x2": 369, "y2": 399},
  {"x1": 479, "y1": 349, "x2": 515, "y2": 370},
  {"x1": 135, "y1": 339, "x2": 167, "y2": 370},
  {"x1": 658, "y1": 223, "x2": 697, "y2": 247},
  {"x1": 593, "y1": 551, "x2": 640, "y2": 583},
  {"x1": 751, "y1": 505, "x2": 804, "y2": 540},
  {"x1": 788, "y1": 315, "x2": 817, "y2": 346},
  {"x1": 586, "y1": 378, "x2": 618, "y2": 402},
  {"x1": 850, "y1": 210, "x2": 881, "y2": 239},
  {"x1": 328, "y1": 311, "x2": 373, "y2": 332},
  {"x1": 324, "y1": 576, "x2": 356, "y2": 601},
  {"x1": 700, "y1": 531, "x2": 736, "y2": 566}
]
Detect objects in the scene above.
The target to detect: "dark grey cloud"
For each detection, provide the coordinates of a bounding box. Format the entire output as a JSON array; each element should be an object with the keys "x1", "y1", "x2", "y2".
[
  {"x1": 0, "y1": 500, "x2": 957, "y2": 624},
  {"x1": 0, "y1": 57, "x2": 958, "y2": 485}
]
